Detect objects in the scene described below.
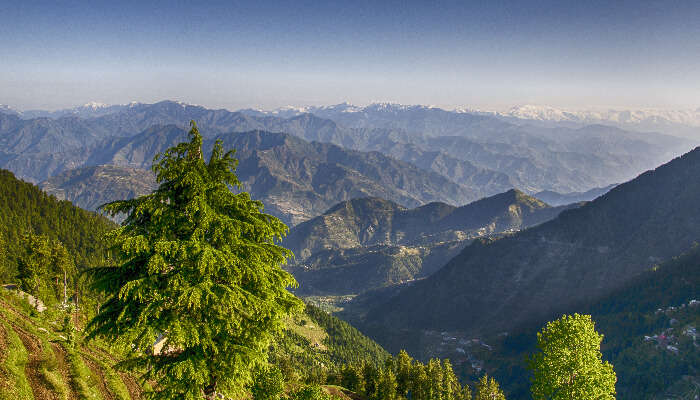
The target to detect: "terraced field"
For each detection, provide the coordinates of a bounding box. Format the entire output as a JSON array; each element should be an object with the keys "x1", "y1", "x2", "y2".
[{"x1": 0, "y1": 290, "x2": 143, "y2": 400}]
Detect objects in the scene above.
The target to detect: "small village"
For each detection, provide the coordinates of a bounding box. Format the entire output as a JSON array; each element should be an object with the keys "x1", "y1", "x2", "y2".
[{"x1": 643, "y1": 299, "x2": 699, "y2": 354}]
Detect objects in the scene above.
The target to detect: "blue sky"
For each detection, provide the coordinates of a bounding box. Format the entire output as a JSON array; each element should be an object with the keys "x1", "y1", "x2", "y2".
[{"x1": 2, "y1": 0, "x2": 700, "y2": 110}]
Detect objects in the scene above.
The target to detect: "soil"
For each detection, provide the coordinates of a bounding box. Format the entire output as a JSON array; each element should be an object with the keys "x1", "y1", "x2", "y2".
[
  {"x1": 11, "y1": 324, "x2": 54, "y2": 400},
  {"x1": 83, "y1": 354, "x2": 114, "y2": 400},
  {"x1": 119, "y1": 372, "x2": 143, "y2": 399},
  {"x1": 51, "y1": 342, "x2": 78, "y2": 400}
]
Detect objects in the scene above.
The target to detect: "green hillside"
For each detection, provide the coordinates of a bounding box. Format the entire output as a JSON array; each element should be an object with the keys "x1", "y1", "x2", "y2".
[
  {"x1": 285, "y1": 191, "x2": 573, "y2": 296},
  {"x1": 0, "y1": 169, "x2": 115, "y2": 282},
  {"x1": 0, "y1": 167, "x2": 391, "y2": 399}
]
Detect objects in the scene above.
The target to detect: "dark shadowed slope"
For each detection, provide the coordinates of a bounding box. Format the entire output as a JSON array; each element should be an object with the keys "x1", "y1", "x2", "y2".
[{"x1": 361, "y1": 146, "x2": 700, "y2": 344}]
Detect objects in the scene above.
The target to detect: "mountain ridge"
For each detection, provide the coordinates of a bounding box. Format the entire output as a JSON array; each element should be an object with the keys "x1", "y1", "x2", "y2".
[{"x1": 358, "y1": 145, "x2": 700, "y2": 351}]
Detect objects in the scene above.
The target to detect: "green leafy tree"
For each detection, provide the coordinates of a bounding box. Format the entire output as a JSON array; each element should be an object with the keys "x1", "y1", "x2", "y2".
[
  {"x1": 528, "y1": 314, "x2": 616, "y2": 400},
  {"x1": 461, "y1": 384, "x2": 472, "y2": 400},
  {"x1": 411, "y1": 362, "x2": 430, "y2": 400},
  {"x1": 440, "y1": 360, "x2": 461, "y2": 400},
  {"x1": 474, "y1": 375, "x2": 505, "y2": 400},
  {"x1": 340, "y1": 364, "x2": 364, "y2": 394},
  {"x1": 288, "y1": 384, "x2": 333, "y2": 400},
  {"x1": 251, "y1": 366, "x2": 285, "y2": 400},
  {"x1": 16, "y1": 232, "x2": 75, "y2": 305},
  {"x1": 86, "y1": 121, "x2": 302, "y2": 399},
  {"x1": 17, "y1": 232, "x2": 52, "y2": 296},
  {"x1": 362, "y1": 361, "x2": 380, "y2": 399},
  {"x1": 427, "y1": 359, "x2": 444, "y2": 400},
  {"x1": 0, "y1": 231, "x2": 7, "y2": 280}
]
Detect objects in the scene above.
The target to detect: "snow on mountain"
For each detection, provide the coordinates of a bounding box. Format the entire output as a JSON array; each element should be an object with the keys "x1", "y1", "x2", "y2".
[
  {"x1": 500, "y1": 105, "x2": 700, "y2": 128},
  {"x1": 0, "y1": 104, "x2": 20, "y2": 115}
]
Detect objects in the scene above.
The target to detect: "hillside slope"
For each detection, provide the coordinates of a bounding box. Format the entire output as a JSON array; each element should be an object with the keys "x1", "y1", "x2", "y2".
[
  {"x1": 0, "y1": 169, "x2": 115, "y2": 281},
  {"x1": 0, "y1": 289, "x2": 387, "y2": 400},
  {"x1": 39, "y1": 165, "x2": 158, "y2": 213},
  {"x1": 38, "y1": 127, "x2": 475, "y2": 225},
  {"x1": 492, "y1": 245, "x2": 700, "y2": 400},
  {"x1": 360, "y1": 146, "x2": 700, "y2": 347},
  {"x1": 284, "y1": 191, "x2": 573, "y2": 295}
]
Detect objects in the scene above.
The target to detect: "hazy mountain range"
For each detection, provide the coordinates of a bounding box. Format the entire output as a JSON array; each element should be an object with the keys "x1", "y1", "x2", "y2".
[
  {"x1": 36, "y1": 127, "x2": 473, "y2": 225},
  {"x1": 496, "y1": 105, "x2": 700, "y2": 140},
  {"x1": 1, "y1": 101, "x2": 693, "y2": 198}
]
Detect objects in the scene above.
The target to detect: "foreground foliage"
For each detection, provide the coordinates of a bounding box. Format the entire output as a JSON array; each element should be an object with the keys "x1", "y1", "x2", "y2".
[
  {"x1": 87, "y1": 122, "x2": 302, "y2": 399},
  {"x1": 528, "y1": 314, "x2": 616, "y2": 400}
]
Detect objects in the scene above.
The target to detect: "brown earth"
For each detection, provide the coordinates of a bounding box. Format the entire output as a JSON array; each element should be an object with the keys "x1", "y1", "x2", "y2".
[
  {"x1": 119, "y1": 372, "x2": 143, "y2": 399},
  {"x1": 324, "y1": 386, "x2": 364, "y2": 400},
  {"x1": 11, "y1": 324, "x2": 54, "y2": 400},
  {"x1": 83, "y1": 354, "x2": 114, "y2": 400},
  {"x1": 51, "y1": 342, "x2": 78, "y2": 400}
]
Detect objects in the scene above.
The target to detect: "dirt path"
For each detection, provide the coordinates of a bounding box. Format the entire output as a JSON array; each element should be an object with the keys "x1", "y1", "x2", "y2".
[
  {"x1": 0, "y1": 319, "x2": 7, "y2": 362},
  {"x1": 11, "y1": 324, "x2": 54, "y2": 400},
  {"x1": 83, "y1": 354, "x2": 114, "y2": 400},
  {"x1": 51, "y1": 342, "x2": 78, "y2": 400},
  {"x1": 86, "y1": 346, "x2": 143, "y2": 399},
  {"x1": 118, "y1": 372, "x2": 142, "y2": 400}
]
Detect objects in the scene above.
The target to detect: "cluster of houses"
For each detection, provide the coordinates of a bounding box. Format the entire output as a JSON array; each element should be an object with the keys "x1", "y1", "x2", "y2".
[{"x1": 644, "y1": 299, "x2": 699, "y2": 354}]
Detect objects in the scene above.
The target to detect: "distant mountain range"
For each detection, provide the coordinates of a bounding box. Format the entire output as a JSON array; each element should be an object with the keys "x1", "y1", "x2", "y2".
[
  {"x1": 355, "y1": 145, "x2": 700, "y2": 354},
  {"x1": 533, "y1": 184, "x2": 617, "y2": 206},
  {"x1": 1, "y1": 100, "x2": 693, "y2": 198},
  {"x1": 39, "y1": 165, "x2": 158, "y2": 213},
  {"x1": 37, "y1": 127, "x2": 473, "y2": 225},
  {"x1": 284, "y1": 191, "x2": 574, "y2": 295},
  {"x1": 496, "y1": 105, "x2": 700, "y2": 140}
]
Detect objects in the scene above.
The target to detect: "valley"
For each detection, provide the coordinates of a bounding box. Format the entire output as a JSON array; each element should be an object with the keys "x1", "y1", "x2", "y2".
[{"x1": 0, "y1": 99, "x2": 698, "y2": 400}]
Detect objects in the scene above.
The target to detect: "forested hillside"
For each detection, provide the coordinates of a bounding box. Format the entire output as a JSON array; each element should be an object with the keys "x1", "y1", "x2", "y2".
[
  {"x1": 285, "y1": 191, "x2": 574, "y2": 296},
  {"x1": 491, "y1": 245, "x2": 700, "y2": 400},
  {"x1": 0, "y1": 169, "x2": 115, "y2": 281},
  {"x1": 360, "y1": 146, "x2": 700, "y2": 349}
]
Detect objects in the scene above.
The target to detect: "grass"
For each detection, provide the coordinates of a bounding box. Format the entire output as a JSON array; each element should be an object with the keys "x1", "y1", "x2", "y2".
[
  {"x1": 284, "y1": 312, "x2": 329, "y2": 350},
  {"x1": 37, "y1": 335, "x2": 69, "y2": 400},
  {"x1": 0, "y1": 300, "x2": 70, "y2": 400},
  {"x1": 82, "y1": 350, "x2": 132, "y2": 400},
  {"x1": 0, "y1": 289, "x2": 148, "y2": 399},
  {"x1": 65, "y1": 346, "x2": 102, "y2": 400},
  {"x1": 0, "y1": 318, "x2": 33, "y2": 400}
]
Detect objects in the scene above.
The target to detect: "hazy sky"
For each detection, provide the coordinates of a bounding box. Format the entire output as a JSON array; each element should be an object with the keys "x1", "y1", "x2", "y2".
[{"x1": 2, "y1": 0, "x2": 700, "y2": 111}]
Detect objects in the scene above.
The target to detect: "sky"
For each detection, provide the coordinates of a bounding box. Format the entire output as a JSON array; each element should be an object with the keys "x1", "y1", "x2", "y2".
[{"x1": 2, "y1": 0, "x2": 700, "y2": 111}]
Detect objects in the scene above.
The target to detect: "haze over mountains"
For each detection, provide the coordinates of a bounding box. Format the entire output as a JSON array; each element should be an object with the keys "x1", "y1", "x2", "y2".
[
  {"x1": 497, "y1": 105, "x2": 700, "y2": 140},
  {"x1": 1, "y1": 100, "x2": 693, "y2": 204}
]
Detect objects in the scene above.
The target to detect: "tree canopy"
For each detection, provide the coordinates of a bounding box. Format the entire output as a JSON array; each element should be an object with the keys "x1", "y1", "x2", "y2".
[
  {"x1": 86, "y1": 121, "x2": 302, "y2": 399},
  {"x1": 528, "y1": 314, "x2": 616, "y2": 400}
]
